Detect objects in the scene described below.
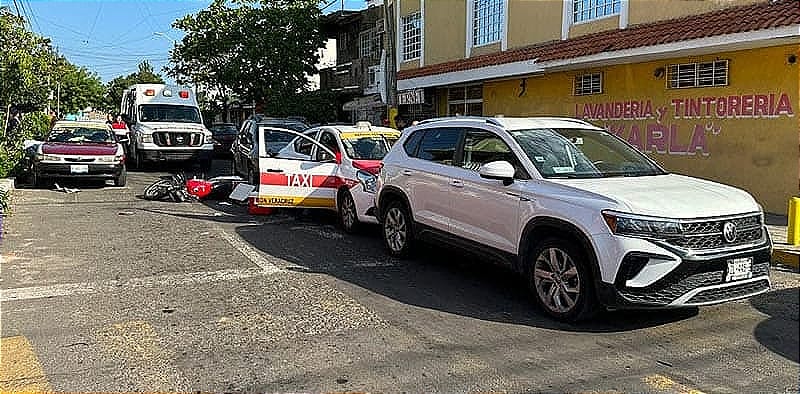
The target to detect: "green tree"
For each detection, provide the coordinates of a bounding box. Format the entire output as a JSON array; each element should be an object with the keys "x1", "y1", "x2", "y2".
[
  {"x1": 53, "y1": 59, "x2": 105, "y2": 114},
  {"x1": 0, "y1": 8, "x2": 53, "y2": 117},
  {"x1": 104, "y1": 61, "x2": 165, "y2": 112},
  {"x1": 167, "y1": 0, "x2": 325, "y2": 108}
]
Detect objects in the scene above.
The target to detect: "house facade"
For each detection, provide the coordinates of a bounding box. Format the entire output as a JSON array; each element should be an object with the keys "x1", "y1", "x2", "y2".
[
  {"x1": 320, "y1": 6, "x2": 388, "y2": 125},
  {"x1": 392, "y1": 0, "x2": 799, "y2": 214}
]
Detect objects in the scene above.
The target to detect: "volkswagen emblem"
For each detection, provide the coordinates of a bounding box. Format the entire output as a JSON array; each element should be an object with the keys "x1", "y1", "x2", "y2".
[{"x1": 723, "y1": 222, "x2": 737, "y2": 243}]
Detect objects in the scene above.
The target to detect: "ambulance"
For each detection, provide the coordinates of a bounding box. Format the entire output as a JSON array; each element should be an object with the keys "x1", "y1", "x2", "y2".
[
  {"x1": 120, "y1": 84, "x2": 213, "y2": 168},
  {"x1": 255, "y1": 122, "x2": 400, "y2": 232}
]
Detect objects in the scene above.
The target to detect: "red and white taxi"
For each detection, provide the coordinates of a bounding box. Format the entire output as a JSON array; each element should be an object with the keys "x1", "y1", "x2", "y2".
[
  {"x1": 255, "y1": 122, "x2": 400, "y2": 232},
  {"x1": 28, "y1": 121, "x2": 127, "y2": 187}
]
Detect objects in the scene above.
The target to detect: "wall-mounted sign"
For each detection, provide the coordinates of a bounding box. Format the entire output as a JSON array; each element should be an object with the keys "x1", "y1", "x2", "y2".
[{"x1": 398, "y1": 89, "x2": 425, "y2": 105}]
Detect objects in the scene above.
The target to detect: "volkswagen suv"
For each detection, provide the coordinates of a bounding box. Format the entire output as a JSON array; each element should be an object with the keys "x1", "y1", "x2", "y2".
[{"x1": 375, "y1": 117, "x2": 771, "y2": 322}]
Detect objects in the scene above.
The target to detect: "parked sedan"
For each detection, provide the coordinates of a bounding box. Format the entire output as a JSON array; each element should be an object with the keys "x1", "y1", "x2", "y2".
[
  {"x1": 210, "y1": 123, "x2": 238, "y2": 156},
  {"x1": 26, "y1": 121, "x2": 127, "y2": 187}
]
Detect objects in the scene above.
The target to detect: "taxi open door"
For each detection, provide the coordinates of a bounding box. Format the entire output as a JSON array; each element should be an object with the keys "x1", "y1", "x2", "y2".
[{"x1": 256, "y1": 127, "x2": 341, "y2": 209}]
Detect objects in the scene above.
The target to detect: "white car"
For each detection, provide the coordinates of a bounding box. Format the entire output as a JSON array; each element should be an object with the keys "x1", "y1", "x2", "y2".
[
  {"x1": 255, "y1": 122, "x2": 400, "y2": 232},
  {"x1": 375, "y1": 116, "x2": 771, "y2": 322}
]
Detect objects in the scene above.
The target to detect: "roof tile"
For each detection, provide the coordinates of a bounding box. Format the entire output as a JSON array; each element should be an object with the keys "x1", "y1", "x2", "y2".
[{"x1": 398, "y1": 0, "x2": 800, "y2": 81}]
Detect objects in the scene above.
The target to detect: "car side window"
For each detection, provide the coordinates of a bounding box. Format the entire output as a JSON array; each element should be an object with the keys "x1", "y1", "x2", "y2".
[
  {"x1": 403, "y1": 130, "x2": 424, "y2": 157},
  {"x1": 415, "y1": 128, "x2": 463, "y2": 165},
  {"x1": 294, "y1": 130, "x2": 318, "y2": 156},
  {"x1": 461, "y1": 129, "x2": 530, "y2": 179},
  {"x1": 315, "y1": 131, "x2": 339, "y2": 161}
]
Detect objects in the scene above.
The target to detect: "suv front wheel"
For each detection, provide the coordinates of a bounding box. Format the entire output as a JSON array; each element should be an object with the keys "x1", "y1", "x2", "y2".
[
  {"x1": 382, "y1": 200, "x2": 413, "y2": 257},
  {"x1": 528, "y1": 238, "x2": 599, "y2": 322}
]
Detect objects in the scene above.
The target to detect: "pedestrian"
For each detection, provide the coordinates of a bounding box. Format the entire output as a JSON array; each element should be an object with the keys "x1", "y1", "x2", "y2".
[
  {"x1": 106, "y1": 113, "x2": 114, "y2": 125},
  {"x1": 111, "y1": 115, "x2": 127, "y2": 130},
  {"x1": 6, "y1": 108, "x2": 21, "y2": 136}
]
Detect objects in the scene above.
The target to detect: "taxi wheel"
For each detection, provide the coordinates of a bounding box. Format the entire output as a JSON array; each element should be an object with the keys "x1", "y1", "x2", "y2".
[{"x1": 338, "y1": 190, "x2": 360, "y2": 233}]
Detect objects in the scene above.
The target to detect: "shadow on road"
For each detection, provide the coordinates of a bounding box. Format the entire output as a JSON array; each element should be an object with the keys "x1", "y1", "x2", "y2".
[
  {"x1": 229, "y1": 211, "x2": 698, "y2": 333},
  {"x1": 750, "y1": 287, "x2": 799, "y2": 363}
]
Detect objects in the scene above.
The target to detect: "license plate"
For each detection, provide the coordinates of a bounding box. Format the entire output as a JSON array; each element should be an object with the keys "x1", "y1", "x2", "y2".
[
  {"x1": 70, "y1": 165, "x2": 89, "y2": 174},
  {"x1": 726, "y1": 257, "x2": 753, "y2": 282}
]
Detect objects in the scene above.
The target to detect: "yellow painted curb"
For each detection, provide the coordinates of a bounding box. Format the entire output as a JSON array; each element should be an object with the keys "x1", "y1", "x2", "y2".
[{"x1": 772, "y1": 250, "x2": 800, "y2": 269}]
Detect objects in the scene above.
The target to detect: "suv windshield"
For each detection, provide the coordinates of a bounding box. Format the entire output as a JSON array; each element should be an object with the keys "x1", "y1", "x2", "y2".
[
  {"x1": 48, "y1": 127, "x2": 115, "y2": 144},
  {"x1": 342, "y1": 135, "x2": 398, "y2": 160},
  {"x1": 139, "y1": 104, "x2": 201, "y2": 123},
  {"x1": 510, "y1": 128, "x2": 666, "y2": 178}
]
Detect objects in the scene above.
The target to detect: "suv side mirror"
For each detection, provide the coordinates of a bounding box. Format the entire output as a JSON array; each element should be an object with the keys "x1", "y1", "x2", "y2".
[{"x1": 479, "y1": 161, "x2": 515, "y2": 185}]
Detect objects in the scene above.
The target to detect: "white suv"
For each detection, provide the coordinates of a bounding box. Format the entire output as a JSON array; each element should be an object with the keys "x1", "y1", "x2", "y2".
[{"x1": 376, "y1": 117, "x2": 772, "y2": 322}]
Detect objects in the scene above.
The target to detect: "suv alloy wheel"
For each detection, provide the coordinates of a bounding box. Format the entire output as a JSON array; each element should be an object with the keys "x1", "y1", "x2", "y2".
[
  {"x1": 383, "y1": 200, "x2": 413, "y2": 257},
  {"x1": 528, "y1": 238, "x2": 598, "y2": 322}
]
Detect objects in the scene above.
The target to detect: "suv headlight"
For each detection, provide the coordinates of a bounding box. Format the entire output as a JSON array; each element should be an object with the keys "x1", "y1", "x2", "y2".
[
  {"x1": 357, "y1": 170, "x2": 377, "y2": 194},
  {"x1": 35, "y1": 153, "x2": 60, "y2": 162},
  {"x1": 141, "y1": 134, "x2": 153, "y2": 143},
  {"x1": 602, "y1": 211, "x2": 682, "y2": 239}
]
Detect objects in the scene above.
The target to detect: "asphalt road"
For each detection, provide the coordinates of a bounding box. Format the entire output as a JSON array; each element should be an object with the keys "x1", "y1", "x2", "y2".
[{"x1": 1, "y1": 161, "x2": 799, "y2": 393}]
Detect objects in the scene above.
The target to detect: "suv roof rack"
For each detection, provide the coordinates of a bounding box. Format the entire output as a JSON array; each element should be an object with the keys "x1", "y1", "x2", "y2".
[{"x1": 418, "y1": 116, "x2": 492, "y2": 125}]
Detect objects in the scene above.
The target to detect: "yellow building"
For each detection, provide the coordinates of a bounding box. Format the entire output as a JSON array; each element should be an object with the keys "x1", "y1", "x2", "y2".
[{"x1": 393, "y1": 0, "x2": 799, "y2": 214}]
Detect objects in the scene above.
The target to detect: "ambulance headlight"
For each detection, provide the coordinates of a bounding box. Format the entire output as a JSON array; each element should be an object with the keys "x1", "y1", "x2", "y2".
[
  {"x1": 357, "y1": 170, "x2": 377, "y2": 194},
  {"x1": 141, "y1": 134, "x2": 153, "y2": 143}
]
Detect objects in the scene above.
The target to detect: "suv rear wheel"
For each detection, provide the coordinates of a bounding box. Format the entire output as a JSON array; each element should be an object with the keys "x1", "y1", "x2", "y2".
[
  {"x1": 528, "y1": 237, "x2": 599, "y2": 322},
  {"x1": 382, "y1": 200, "x2": 413, "y2": 257}
]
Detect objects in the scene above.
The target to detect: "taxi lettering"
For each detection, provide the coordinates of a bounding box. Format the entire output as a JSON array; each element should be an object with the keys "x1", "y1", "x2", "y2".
[{"x1": 287, "y1": 173, "x2": 312, "y2": 188}]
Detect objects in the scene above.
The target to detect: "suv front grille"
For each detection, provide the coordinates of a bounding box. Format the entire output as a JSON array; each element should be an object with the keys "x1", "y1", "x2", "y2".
[
  {"x1": 153, "y1": 132, "x2": 202, "y2": 147},
  {"x1": 664, "y1": 214, "x2": 763, "y2": 251},
  {"x1": 618, "y1": 262, "x2": 769, "y2": 306},
  {"x1": 686, "y1": 279, "x2": 770, "y2": 304}
]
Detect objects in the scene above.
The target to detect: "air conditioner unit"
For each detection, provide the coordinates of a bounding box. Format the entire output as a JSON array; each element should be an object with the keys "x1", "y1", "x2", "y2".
[{"x1": 375, "y1": 19, "x2": 385, "y2": 34}]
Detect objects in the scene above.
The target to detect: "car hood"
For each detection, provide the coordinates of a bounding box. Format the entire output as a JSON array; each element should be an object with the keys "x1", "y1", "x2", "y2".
[
  {"x1": 140, "y1": 122, "x2": 209, "y2": 133},
  {"x1": 551, "y1": 174, "x2": 760, "y2": 218},
  {"x1": 42, "y1": 142, "x2": 118, "y2": 156}
]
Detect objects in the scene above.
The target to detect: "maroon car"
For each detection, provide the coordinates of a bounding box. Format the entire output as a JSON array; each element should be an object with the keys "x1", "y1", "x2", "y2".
[{"x1": 29, "y1": 121, "x2": 127, "y2": 187}]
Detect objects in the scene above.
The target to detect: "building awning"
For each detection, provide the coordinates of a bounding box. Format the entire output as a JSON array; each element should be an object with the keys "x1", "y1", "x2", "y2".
[{"x1": 342, "y1": 95, "x2": 384, "y2": 111}]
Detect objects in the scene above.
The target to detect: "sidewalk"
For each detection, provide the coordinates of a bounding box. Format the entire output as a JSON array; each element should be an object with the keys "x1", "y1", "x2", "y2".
[{"x1": 766, "y1": 213, "x2": 799, "y2": 269}]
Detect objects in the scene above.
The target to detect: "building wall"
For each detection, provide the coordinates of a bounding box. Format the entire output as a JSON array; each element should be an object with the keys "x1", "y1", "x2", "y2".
[
  {"x1": 628, "y1": 0, "x2": 765, "y2": 26},
  {"x1": 482, "y1": 44, "x2": 799, "y2": 213},
  {"x1": 424, "y1": 0, "x2": 467, "y2": 64},
  {"x1": 507, "y1": 0, "x2": 562, "y2": 49},
  {"x1": 398, "y1": 0, "x2": 422, "y2": 71}
]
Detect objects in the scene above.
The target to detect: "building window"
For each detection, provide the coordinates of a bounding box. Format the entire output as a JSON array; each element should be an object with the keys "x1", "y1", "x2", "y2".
[
  {"x1": 573, "y1": 0, "x2": 620, "y2": 23},
  {"x1": 401, "y1": 12, "x2": 422, "y2": 61},
  {"x1": 359, "y1": 28, "x2": 380, "y2": 59},
  {"x1": 574, "y1": 72, "x2": 602, "y2": 95},
  {"x1": 447, "y1": 85, "x2": 483, "y2": 116},
  {"x1": 668, "y1": 60, "x2": 729, "y2": 89},
  {"x1": 472, "y1": 0, "x2": 504, "y2": 46}
]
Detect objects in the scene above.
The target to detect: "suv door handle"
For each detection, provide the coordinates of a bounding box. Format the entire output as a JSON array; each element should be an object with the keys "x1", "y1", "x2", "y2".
[
  {"x1": 401, "y1": 170, "x2": 413, "y2": 176},
  {"x1": 450, "y1": 180, "x2": 464, "y2": 188}
]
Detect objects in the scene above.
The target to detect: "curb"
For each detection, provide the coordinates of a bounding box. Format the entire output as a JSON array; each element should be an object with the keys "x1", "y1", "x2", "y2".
[{"x1": 772, "y1": 249, "x2": 799, "y2": 269}]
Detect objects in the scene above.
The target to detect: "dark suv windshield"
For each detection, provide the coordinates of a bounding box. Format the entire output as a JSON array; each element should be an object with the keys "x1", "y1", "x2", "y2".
[
  {"x1": 139, "y1": 104, "x2": 201, "y2": 123},
  {"x1": 510, "y1": 128, "x2": 666, "y2": 178}
]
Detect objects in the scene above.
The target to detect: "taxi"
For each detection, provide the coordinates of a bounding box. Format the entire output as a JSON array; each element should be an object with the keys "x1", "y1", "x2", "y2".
[{"x1": 255, "y1": 121, "x2": 400, "y2": 232}]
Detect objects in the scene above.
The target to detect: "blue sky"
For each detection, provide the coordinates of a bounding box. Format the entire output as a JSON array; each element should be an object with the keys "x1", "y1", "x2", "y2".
[{"x1": 6, "y1": 0, "x2": 365, "y2": 83}]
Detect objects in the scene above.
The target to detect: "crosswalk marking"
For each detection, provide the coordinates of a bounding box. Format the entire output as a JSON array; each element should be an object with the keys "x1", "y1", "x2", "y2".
[
  {"x1": 1, "y1": 267, "x2": 274, "y2": 302},
  {"x1": 0, "y1": 336, "x2": 51, "y2": 392}
]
